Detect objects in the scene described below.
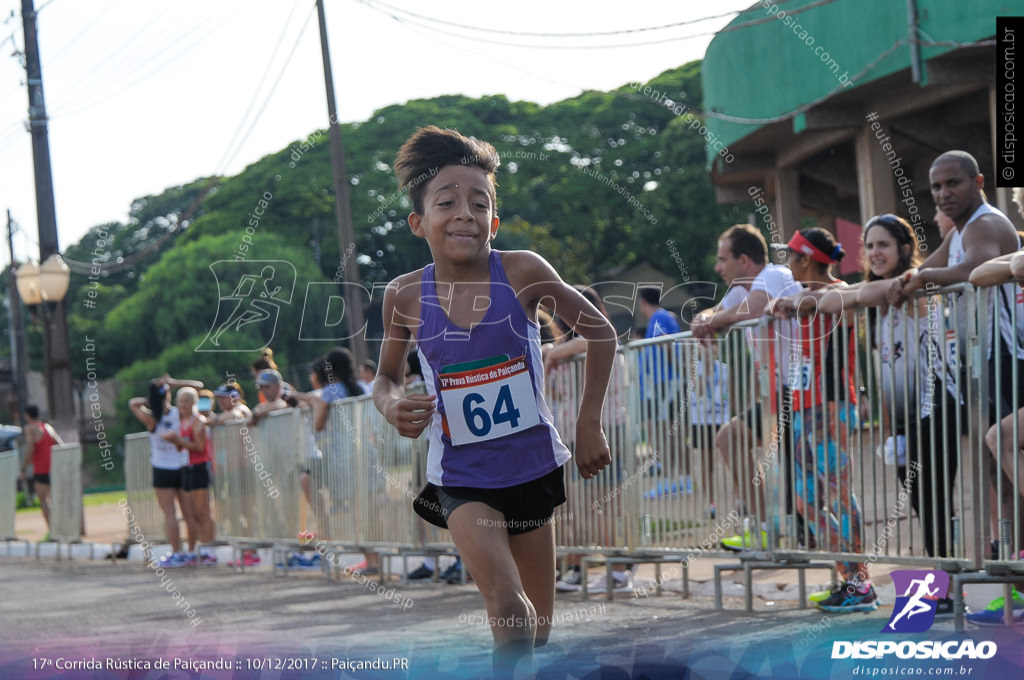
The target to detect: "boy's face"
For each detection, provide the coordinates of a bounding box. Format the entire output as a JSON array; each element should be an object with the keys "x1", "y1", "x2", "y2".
[
  {"x1": 929, "y1": 160, "x2": 982, "y2": 224},
  {"x1": 409, "y1": 165, "x2": 499, "y2": 264}
]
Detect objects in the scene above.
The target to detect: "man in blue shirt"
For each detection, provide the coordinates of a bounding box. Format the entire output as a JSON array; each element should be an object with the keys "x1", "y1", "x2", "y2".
[{"x1": 638, "y1": 287, "x2": 686, "y2": 498}]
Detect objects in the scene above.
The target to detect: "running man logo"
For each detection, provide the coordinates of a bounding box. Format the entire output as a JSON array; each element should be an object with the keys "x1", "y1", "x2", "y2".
[
  {"x1": 882, "y1": 569, "x2": 949, "y2": 634},
  {"x1": 196, "y1": 260, "x2": 296, "y2": 352}
]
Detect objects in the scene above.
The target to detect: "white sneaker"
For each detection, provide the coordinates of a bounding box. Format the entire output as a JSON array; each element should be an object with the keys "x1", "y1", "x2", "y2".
[{"x1": 588, "y1": 570, "x2": 632, "y2": 593}]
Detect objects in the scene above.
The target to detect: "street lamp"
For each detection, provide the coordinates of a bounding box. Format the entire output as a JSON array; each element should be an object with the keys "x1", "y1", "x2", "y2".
[
  {"x1": 14, "y1": 253, "x2": 74, "y2": 439},
  {"x1": 15, "y1": 255, "x2": 69, "y2": 305}
]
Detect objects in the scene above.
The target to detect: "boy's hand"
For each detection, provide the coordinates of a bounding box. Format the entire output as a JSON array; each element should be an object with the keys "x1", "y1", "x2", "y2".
[
  {"x1": 573, "y1": 421, "x2": 610, "y2": 479},
  {"x1": 386, "y1": 393, "x2": 436, "y2": 439}
]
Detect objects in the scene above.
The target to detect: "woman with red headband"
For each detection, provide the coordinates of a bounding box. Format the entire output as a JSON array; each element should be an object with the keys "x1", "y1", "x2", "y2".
[{"x1": 773, "y1": 227, "x2": 875, "y2": 613}]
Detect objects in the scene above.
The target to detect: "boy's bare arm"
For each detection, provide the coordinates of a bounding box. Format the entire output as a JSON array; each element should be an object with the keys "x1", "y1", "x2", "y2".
[
  {"x1": 507, "y1": 251, "x2": 614, "y2": 478},
  {"x1": 373, "y1": 275, "x2": 435, "y2": 438}
]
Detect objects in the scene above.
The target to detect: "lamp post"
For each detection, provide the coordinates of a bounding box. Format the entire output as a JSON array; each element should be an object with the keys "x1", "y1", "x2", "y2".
[{"x1": 15, "y1": 253, "x2": 74, "y2": 440}]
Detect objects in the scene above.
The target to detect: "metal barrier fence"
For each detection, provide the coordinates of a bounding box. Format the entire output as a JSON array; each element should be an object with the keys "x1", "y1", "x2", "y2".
[
  {"x1": 0, "y1": 451, "x2": 18, "y2": 543},
  {"x1": 109, "y1": 279, "x2": 1024, "y2": 602},
  {"x1": 124, "y1": 432, "x2": 165, "y2": 543},
  {"x1": 49, "y1": 443, "x2": 83, "y2": 543}
]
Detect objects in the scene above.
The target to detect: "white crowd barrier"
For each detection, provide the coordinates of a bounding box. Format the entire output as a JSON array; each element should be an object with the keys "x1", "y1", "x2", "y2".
[
  {"x1": 110, "y1": 280, "x2": 1024, "y2": 592},
  {"x1": 124, "y1": 432, "x2": 165, "y2": 543},
  {"x1": 0, "y1": 451, "x2": 18, "y2": 542},
  {"x1": 48, "y1": 443, "x2": 82, "y2": 543}
]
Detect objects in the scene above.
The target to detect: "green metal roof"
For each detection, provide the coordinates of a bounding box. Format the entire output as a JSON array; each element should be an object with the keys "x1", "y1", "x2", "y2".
[{"x1": 702, "y1": 0, "x2": 1016, "y2": 166}]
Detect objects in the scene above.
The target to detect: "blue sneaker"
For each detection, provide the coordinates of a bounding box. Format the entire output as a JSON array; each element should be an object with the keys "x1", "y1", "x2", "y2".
[
  {"x1": 815, "y1": 582, "x2": 878, "y2": 613},
  {"x1": 156, "y1": 552, "x2": 193, "y2": 568},
  {"x1": 290, "y1": 553, "x2": 322, "y2": 570},
  {"x1": 966, "y1": 590, "x2": 1024, "y2": 626},
  {"x1": 643, "y1": 476, "x2": 693, "y2": 499}
]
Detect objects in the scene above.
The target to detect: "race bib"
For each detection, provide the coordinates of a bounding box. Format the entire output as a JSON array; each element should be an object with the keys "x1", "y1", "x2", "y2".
[
  {"x1": 787, "y1": 357, "x2": 814, "y2": 392},
  {"x1": 945, "y1": 329, "x2": 959, "y2": 369},
  {"x1": 439, "y1": 355, "x2": 540, "y2": 446}
]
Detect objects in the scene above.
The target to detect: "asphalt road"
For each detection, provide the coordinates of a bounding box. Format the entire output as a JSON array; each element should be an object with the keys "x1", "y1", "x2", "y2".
[{"x1": 1, "y1": 554, "x2": 1021, "y2": 680}]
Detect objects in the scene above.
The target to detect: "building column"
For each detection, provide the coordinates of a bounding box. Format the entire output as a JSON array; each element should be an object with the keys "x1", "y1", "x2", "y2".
[
  {"x1": 855, "y1": 123, "x2": 898, "y2": 222},
  {"x1": 772, "y1": 168, "x2": 802, "y2": 242}
]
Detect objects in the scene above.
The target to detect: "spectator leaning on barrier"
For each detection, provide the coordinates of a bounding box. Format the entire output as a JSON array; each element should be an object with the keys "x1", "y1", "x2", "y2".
[
  {"x1": 358, "y1": 358, "x2": 377, "y2": 395},
  {"x1": 209, "y1": 380, "x2": 252, "y2": 425},
  {"x1": 160, "y1": 387, "x2": 217, "y2": 566},
  {"x1": 855, "y1": 216, "x2": 962, "y2": 567},
  {"x1": 795, "y1": 214, "x2": 963, "y2": 603},
  {"x1": 772, "y1": 228, "x2": 875, "y2": 613},
  {"x1": 891, "y1": 150, "x2": 1024, "y2": 563},
  {"x1": 20, "y1": 405, "x2": 64, "y2": 538},
  {"x1": 129, "y1": 374, "x2": 203, "y2": 568},
  {"x1": 637, "y1": 287, "x2": 686, "y2": 498},
  {"x1": 691, "y1": 223, "x2": 798, "y2": 551},
  {"x1": 965, "y1": 190, "x2": 1024, "y2": 624}
]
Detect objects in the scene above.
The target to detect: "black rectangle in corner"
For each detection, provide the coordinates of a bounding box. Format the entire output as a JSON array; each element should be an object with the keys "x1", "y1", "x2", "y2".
[{"x1": 996, "y1": 16, "x2": 1024, "y2": 188}]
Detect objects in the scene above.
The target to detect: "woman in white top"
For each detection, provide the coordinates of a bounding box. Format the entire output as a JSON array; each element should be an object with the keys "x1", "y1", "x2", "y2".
[{"x1": 129, "y1": 374, "x2": 203, "y2": 566}]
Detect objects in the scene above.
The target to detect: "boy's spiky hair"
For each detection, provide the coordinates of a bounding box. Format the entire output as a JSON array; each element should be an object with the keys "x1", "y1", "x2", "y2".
[{"x1": 394, "y1": 126, "x2": 500, "y2": 215}]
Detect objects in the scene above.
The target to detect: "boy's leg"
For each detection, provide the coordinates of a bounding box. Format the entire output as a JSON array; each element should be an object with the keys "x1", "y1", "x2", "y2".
[
  {"x1": 509, "y1": 522, "x2": 556, "y2": 647},
  {"x1": 446, "y1": 502, "x2": 536, "y2": 673}
]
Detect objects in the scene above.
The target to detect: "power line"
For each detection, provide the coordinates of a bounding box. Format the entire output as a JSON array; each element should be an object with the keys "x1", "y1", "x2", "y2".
[
  {"x1": 45, "y1": 0, "x2": 122, "y2": 65},
  {"x1": 716, "y1": 0, "x2": 843, "y2": 34},
  {"x1": 53, "y1": 8, "x2": 237, "y2": 119},
  {"x1": 46, "y1": 3, "x2": 188, "y2": 117},
  {"x1": 214, "y1": 0, "x2": 304, "y2": 176},
  {"x1": 383, "y1": 5, "x2": 586, "y2": 92},
  {"x1": 366, "y1": 6, "x2": 722, "y2": 50},
  {"x1": 216, "y1": 1, "x2": 316, "y2": 174},
  {"x1": 359, "y1": 0, "x2": 741, "y2": 38}
]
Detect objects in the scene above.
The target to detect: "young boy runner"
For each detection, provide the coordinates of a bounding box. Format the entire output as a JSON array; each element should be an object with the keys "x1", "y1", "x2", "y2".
[{"x1": 373, "y1": 126, "x2": 615, "y2": 677}]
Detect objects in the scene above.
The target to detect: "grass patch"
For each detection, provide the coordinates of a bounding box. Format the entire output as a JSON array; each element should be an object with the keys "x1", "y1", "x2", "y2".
[
  {"x1": 83, "y1": 490, "x2": 126, "y2": 506},
  {"x1": 17, "y1": 489, "x2": 126, "y2": 513}
]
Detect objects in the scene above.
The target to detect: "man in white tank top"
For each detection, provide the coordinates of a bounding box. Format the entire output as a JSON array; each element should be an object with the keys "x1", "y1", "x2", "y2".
[
  {"x1": 890, "y1": 150, "x2": 1022, "y2": 569},
  {"x1": 889, "y1": 150, "x2": 1019, "y2": 311}
]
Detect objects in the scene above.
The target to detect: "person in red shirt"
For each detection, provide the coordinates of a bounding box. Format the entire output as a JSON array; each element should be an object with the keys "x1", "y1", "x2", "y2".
[{"x1": 19, "y1": 405, "x2": 64, "y2": 534}]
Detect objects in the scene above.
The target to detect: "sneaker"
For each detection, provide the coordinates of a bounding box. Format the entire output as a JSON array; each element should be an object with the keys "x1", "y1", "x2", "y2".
[
  {"x1": 440, "y1": 562, "x2": 470, "y2": 583},
  {"x1": 352, "y1": 565, "x2": 379, "y2": 576},
  {"x1": 228, "y1": 553, "x2": 260, "y2": 567},
  {"x1": 965, "y1": 589, "x2": 1024, "y2": 626},
  {"x1": 588, "y1": 570, "x2": 633, "y2": 594},
  {"x1": 809, "y1": 584, "x2": 841, "y2": 603},
  {"x1": 721, "y1": 530, "x2": 770, "y2": 552},
  {"x1": 156, "y1": 552, "x2": 192, "y2": 569},
  {"x1": 643, "y1": 476, "x2": 693, "y2": 499},
  {"x1": 556, "y1": 568, "x2": 583, "y2": 592},
  {"x1": 407, "y1": 564, "x2": 434, "y2": 580},
  {"x1": 199, "y1": 552, "x2": 218, "y2": 566},
  {"x1": 935, "y1": 596, "x2": 970, "y2": 618},
  {"x1": 816, "y1": 582, "x2": 879, "y2": 613}
]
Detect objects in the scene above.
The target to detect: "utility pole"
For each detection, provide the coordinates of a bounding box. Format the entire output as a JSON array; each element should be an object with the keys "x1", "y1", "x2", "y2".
[
  {"x1": 316, "y1": 0, "x2": 369, "y2": 364},
  {"x1": 21, "y1": 0, "x2": 75, "y2": 439},
  {"x1": 6, "y1": 211, "x2": 28, "y2": 431}
]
